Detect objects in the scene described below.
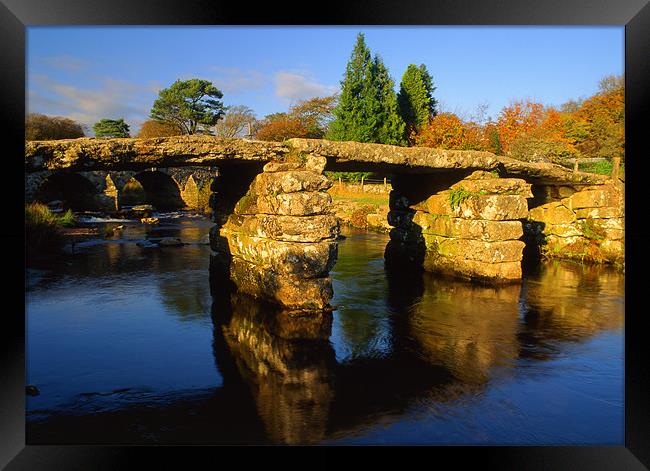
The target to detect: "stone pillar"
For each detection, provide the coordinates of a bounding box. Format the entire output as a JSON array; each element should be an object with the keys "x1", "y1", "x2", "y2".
[
  {"x1": 209, "y1": 155, "x2": 339, "y2": 310},
  {"x1": 527, "y1": 181, "x2": 624, "y2": 266},
  {"x1": 386, "y1": 171, "x2": 531, "y2": 282}
]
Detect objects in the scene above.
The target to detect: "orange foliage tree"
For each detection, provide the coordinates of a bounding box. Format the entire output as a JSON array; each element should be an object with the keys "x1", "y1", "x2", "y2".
[
  {"x1": 414, "y1": 113, "x2": 487, "y2": 151},
  {"x1": 495, "y1": 100, "x2": 545, "y2": 154},
  {"x1": 574, "y1": 75, "x2": 624, "y2": 161},
  {"x1": 137, "y1": 119, "x2": 183, "y2": 138},
  {"x1": 255, "y1": 95, "x2": 337, "y2": 141},
  {"x1": 255, "y1": 113, "x2": 309, "y2": 141}
]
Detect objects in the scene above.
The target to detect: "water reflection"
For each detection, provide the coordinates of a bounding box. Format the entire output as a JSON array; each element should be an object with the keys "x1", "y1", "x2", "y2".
[
  {"x1": 212, "y1": 293, "x2": 335, "y2": 444},
  {"x1": 26, "y1": 223, "x2": 624, "y2": 445},
  {"x1": 518, "y1": 261, "x2": 624, "y2": 360}
]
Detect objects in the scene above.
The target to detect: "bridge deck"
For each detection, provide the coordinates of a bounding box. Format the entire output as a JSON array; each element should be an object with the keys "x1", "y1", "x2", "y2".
[{"x1": 25, "y1": 136, "x2": 609, "y2": 186}]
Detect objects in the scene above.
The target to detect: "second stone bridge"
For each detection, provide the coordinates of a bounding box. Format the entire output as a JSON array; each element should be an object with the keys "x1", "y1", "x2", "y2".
[{"x1": 25, "y1": 136, "x2": 624, "y2": 311}]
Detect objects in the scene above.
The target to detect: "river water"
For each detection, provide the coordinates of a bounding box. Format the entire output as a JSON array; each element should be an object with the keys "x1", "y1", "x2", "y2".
[{"x1": 25, "y1": 213, "x2": 624, "y2": 445}]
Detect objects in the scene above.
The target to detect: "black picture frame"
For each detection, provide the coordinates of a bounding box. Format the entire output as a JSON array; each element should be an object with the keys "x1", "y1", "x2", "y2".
[{"x1": 3, "y1": 0, "x2": 648, "y2": 467}]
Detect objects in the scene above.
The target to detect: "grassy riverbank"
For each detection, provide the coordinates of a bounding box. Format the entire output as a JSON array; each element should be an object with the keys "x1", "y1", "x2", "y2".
[
  {"x1": 25, "y1": 202, "x2": 77, "y2": 262},
  {"x1": 328, "y1": 183, "x2": 391, "y2": 232}
]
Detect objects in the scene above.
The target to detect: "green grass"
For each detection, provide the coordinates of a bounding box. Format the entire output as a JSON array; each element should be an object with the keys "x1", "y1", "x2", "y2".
[
  {"x1": 448, "y1": 187, "x2": 474, "y2": 210},
  {"x1": 25, "y1": 202, "x2": 76, "y2": 227},
  {"x1": 330, "y1": 192, "x2": 388, "y2": 206},
  {"x1": 25, "y1": 202, "x2": 77, "y2": 259},
  {"x1": 578, "y1": 160, "x2": 625, "y2": 179}
]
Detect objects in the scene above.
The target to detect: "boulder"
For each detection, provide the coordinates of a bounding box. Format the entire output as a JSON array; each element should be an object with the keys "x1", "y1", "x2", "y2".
[{"x1": 159, "y1": 237, "x2": 184, "y2": 246}]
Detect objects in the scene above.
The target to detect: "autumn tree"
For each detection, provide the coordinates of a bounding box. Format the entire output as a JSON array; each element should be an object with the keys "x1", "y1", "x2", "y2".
[
  {"x1": 256, "y1": 113, "x2": 307, "y2": 141},
  {"x1": 397, "y1": 63, "x2": 437, "y2": 142},
  {"x1": 574, "y1": 74, "x2": 624, "y2": 161},
  {"x1": 414, "y1": 113, "x2": 486, "y2": 150},
  {"x1": 150, "y1": 78, "x2": 225, "y2": 135},
  {"x1": 93, "y1": 118, "x2": 130, "y2": 138},
  {"x1": 214, "y1": 105, "x2": 258, "y2": 138},
  {"x1": 327, "y1": 33, "x2": 406, "y2": 145},
  {"x1": 495, "y1": 99, "x2": 546, "y2": 154},
  {"x1": 137, "y1": 119, "x2": 183, "y2": 138},
  {"x1": 25, "y1": 113, "x2": 85, "y2": 140},
  {"x1": 255, "y1": 95, "x2": 337, "y2": 141},
  {"x1": 290, "y1": 95, "x2": 338, "y2": 138}
]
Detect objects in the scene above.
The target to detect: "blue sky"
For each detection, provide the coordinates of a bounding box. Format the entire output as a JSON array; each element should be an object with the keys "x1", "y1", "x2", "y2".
[{"x1": 27, "y1": 26, "x2": 624, "y2": 135}]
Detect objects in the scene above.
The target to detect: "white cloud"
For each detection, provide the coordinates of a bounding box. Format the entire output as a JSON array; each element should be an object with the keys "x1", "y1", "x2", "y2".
[
  {"x1": 42, "y1": 55, "x2": 91, "y2": 72},
  {"x1": 208, "y1": 66, "x2": 266, "y2": 93},
  {"x1": 27, "y1": 75, "x2": 154, "y2": 135},
  {"x1": 274, "y1": 71, "x2": 337, "y2": 102}
]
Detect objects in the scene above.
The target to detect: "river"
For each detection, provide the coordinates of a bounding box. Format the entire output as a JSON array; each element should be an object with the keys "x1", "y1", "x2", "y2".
[{"x1": 25, "y1": 213, "x2": 624, "y2": 445}]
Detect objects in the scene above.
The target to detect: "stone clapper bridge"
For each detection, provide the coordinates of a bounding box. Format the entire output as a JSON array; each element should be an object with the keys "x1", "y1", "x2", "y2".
[{"x1": 25, "y1": 136, "x2": 625, "y2": 311}]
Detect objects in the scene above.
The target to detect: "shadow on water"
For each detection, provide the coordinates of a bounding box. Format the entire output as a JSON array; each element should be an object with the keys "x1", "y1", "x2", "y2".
[{"x1": 26, "y1": 226, "x2": 624, "y2": 445}]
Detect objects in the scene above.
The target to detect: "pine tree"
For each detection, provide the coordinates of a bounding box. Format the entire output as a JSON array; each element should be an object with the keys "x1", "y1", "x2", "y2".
[
  {"x1": 397, "y1": 64, "x2": 437, "y2": 142},
  {"x1": 327, "y1": 33, "x2": 406, "y2": 145},
  {"x1": 373, "y1": 56, "x2": 406, "y2": 145}
]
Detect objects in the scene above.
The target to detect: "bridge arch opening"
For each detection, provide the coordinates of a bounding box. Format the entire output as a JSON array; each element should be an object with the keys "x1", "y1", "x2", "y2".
[
  {"x1": 35, "y1": 172, "x2": 99, "y2": 211},
  {"x1": 127, "y1": 171, "x2": 185, "y2": 211}
]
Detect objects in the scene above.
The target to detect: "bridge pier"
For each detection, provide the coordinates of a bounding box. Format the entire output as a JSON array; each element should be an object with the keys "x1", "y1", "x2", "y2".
[
  {"x1": 526, "y1": 180, "x2": 624, "y2": 266},
  {"x1": 209, "y1": 154, "x2": 340, "y2": 310},
  {"x1": 386, "y1": 170, "x2": 532, "y2": 282}
]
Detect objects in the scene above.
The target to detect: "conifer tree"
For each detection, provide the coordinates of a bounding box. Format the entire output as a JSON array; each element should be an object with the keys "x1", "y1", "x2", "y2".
[
  {"x1": 397, "y1": 63, "x2": 437, "y2": 142},
  {"x1": 372, "y1": 56, "x2": 406, "y2": 145},
  {"x1": 327, "y1": 33, "x2": 406, "y2": 145}
]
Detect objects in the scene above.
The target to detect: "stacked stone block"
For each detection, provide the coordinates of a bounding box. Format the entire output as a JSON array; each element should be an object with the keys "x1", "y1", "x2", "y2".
[
  {"x1": 387, "y1": 171, "x2": 531, "y2": 282},
  {"x1": 209, "y1": 155, "x2": 340, "y2": 310},
  {"x1": 527, "y1": 181, "x2": 624, "y2": 265}
]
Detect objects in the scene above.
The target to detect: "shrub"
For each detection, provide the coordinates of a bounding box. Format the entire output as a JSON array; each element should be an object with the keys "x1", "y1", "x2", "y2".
[{"x1": 25, "y1": 203, "x2": 76, "y2": 260}]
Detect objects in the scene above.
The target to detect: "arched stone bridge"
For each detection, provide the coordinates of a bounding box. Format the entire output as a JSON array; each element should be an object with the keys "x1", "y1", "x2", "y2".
[
  {"x1": 26, "y1": 166, "x2": 216, "y2": 212},
  {"x1": 25, "y1": 136, "x2": 624, "y2": 310}
]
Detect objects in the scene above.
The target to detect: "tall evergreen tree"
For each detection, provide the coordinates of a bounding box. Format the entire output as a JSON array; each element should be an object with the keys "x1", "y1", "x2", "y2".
[
  {"x1": 397, "y1": 63, "x2": 437, "y2": 142},
  {"x1": 327, "y1": 33, "x2": 405, "y2": 145},
  {"x1": 373, "y1": 56, "x2": 406, "y2": 145}
]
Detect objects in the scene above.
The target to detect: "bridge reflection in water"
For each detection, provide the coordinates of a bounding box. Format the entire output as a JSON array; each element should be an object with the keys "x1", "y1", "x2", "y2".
[
  {"x1": 26, "y1": 226, "x2": 623, "y2": 445},
  {"x1": 209, "y1": 238, "x2": 623, "y2": 444}
]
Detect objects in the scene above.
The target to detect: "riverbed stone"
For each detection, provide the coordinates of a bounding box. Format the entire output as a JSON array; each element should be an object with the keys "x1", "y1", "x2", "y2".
[{"x1": 159, "y1": 237, "x2": 184, "y2": 246}]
